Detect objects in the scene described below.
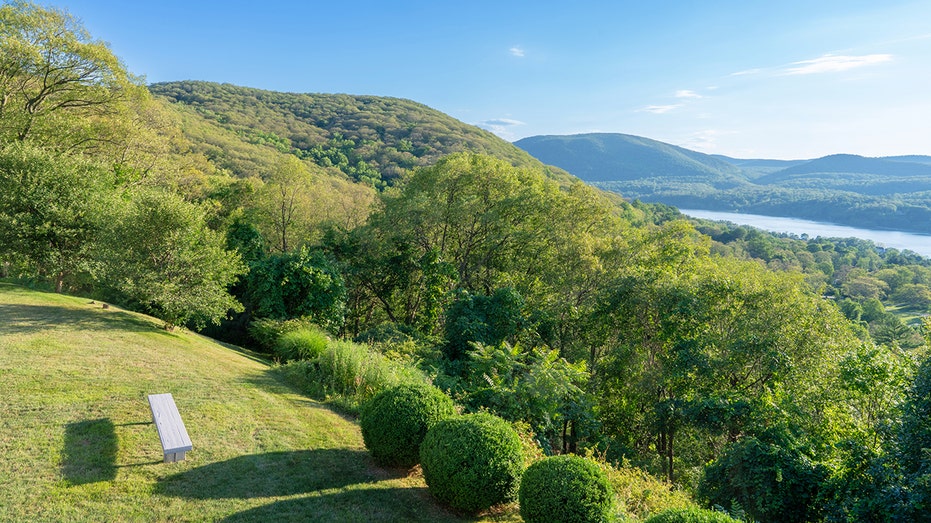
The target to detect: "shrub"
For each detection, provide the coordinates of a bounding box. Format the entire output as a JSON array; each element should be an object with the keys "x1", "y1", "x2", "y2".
[
  {"x1": 359, "y1": 383, "x2": 456, "y2": 467},
  {"x1": 598, "y1": 458, "x2": 695, "y2": 520},
  {"x1": 644, "y1": 507, "x2": 741, "y2": 523},
  {"x1": 420, "y1": 413, "x2": 523, "y2": 513},
  {"x1": 277, "y1": 339, "x2": 427, "y2": 413},
  {"x1": 274, "y1": 327, "x2": 328, "y2": 362},
  {"x1": 248, "y1": 316, "x2": 316, "y2": 352},
  {"x1": 698, "y1": 436, "x2": 826, "y2": 523},
  {"x1": 519, "y1": 454, "x2": 613, "y2": 523}
]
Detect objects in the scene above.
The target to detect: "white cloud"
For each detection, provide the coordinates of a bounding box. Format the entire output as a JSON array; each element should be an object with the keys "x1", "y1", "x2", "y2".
[
  {"x1": 509, "y1": 46, "x2": 525, "y2": 58},
  {"x1": 783, "y1": 54, "x2": 893, "y2": 75},
  {"x1": 477, "y1": 118, "x2": 525, "y2": 139},
  {"x1": 641, "y1": 104, "x2": 682, "y2": 114},
  {"x1": 675, "y1": 90, "x2": 702, "y2": 99}
]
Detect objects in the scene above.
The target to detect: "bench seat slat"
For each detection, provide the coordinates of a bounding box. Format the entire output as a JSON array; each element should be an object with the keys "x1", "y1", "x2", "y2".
[{"x1": 147, "y1": 393, "x2": 192, "y2": 462}]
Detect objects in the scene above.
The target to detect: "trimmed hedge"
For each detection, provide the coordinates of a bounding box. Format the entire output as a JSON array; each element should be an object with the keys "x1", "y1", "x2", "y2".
[
  {"x1": 519, "y1": 454, "x2": 614, "y2": 523},
  {"x1": 644, "y1": 508, "x2": 741, "y2": 523},
  {"x1": 420, "y1": 413, "x2": 523, "y2": 513},
  {"x1": 359, "y1": 383, "x2": 455, "y2": 467}
]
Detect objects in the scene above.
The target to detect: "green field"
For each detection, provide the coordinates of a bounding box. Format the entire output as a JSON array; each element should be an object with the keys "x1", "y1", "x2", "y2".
[{"x1": 0, "y1": 283, "x2": 508, "y2": 522}]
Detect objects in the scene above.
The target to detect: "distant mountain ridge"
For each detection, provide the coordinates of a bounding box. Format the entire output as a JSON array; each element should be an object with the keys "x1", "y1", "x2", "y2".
[
  {"x1": 515, "y1": 133, "x2": 746, "y2": 184},
  {"x1": 514, "y1": 133, "x2": 931, "y2": 234}
]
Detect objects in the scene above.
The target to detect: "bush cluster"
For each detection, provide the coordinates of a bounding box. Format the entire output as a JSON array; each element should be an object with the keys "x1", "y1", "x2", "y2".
[
  {"x1": 519, "y1": 454, "x2": 613, "y2": 523},
  {"x1": 359, "y1": 383, "x2": 455, "y2": 468},
  {"x1": 419, "y1": 413, "x2": 523, "y2": 514}
]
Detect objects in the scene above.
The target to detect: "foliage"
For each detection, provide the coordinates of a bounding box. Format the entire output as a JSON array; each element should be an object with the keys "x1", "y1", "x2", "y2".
[
  {"x1": 898, "y1": 354, "x2": 931, "y2": 519},
  {"x1": 274, "y1": 327, "x2": 329, "y2": 362},
  {"x1": 420, "y1": 413, "x2": 524, "y2": 514},
  {"x1": 642, "y1": 508, "x2": 741, "y2": 523},
  {"x1": 0, "y1": 142, "x2": 111, "y2": 292},
  {"x1": 600, "y1": 460, "x2": 695, "y2": 521},
  {"x1": 346, "y1": 152, "x2": 632, "y2": 342},
  {"x1": 455, "y1": 342, "x2": 594, "y2": 454},
  {"x1": 443, "y1": 287, "x2": 527, "y2": 360},
  {"x1": 0, "y1": 1, "x2": 132, "y2": 145},
  {"x1": 244, "y1": 247, "x2": 346, "y2": 330},
  {"x1": 518, "y1": 454, "x2": 613, "y2": 523},
  {"x1": 280, "y1": 339, "x2": 426, "y2": 412},
  {"x1": 698, "y1": 436, "x2": 828, "y2": 523},
  {"x1": 246, "y1": 316, "x2": 318, "y2": 352},
  {"x1": 99, "y1": 188, "x2": 245, "y2": 329},
  {"x1": 596, "y1": 249, "x2": 858, "y2": 482},
  {"x1": 359, "y1": 383, "x2": 456, "y2": 468}
]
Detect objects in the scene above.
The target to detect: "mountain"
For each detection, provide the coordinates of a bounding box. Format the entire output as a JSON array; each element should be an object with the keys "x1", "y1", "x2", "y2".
[
  {"x1": 514, "y1": 133, "x2": 931, "y2": 234},
  {"x1": 514, "y1": 133, "x2": 747, "y2": 187},
  {"x1": 151, "y1": 81, "x2": 571, "y2": 186},
  {"x1": 759, "y1": 154, "x2": 931, "y2": 181}
]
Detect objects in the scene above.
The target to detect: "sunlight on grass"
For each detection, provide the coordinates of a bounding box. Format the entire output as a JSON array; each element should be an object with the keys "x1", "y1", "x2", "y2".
[{"x1": 0, "y1": 283, "x2": 495, "y2": 522}]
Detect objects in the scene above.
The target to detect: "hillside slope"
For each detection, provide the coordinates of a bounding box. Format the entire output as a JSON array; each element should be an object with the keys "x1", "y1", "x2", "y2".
[
  {"x1": 0, "y1": 283, "x2": 471, "y2": 522},
  {"x1": 152, "y1": 81, "x2": 571, "y2": 186}
]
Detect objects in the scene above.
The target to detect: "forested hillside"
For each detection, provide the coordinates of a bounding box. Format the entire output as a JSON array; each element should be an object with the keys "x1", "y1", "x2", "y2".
[
  {"x1": 150, "y1": 81, "x2": 571, "y2": 188},
  {"x1": 517, "y1": 133, "x2": 931, "y2": 234},
  {"x1": 3, "y1": 3, "x2": 931, "y2": 521}
]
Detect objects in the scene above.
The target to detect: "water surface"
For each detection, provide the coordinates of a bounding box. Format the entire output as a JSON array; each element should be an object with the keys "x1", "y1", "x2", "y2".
[{"x1": 680, "y1": 209, "x2": 931, "y2": 258}]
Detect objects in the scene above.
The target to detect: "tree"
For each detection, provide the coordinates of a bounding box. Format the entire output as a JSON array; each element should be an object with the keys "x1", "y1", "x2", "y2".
[
  {"x1": 0, "y1": 142, "x2": 110, "y2": 292},
  {"x1": 0, "y1": 1, "x2": 132, "y2": 144},
  {"x1": 244, "y1": 247, "x2": 346, "y2": 331},
  {"x1": 596, "y1": 239, "x2": 859, "y2": 482},
  {"x1": 100, "y1": 188, "x2": 245, "y2": 329},
  {"x1": 255, "y1": 155, "x2": 375, "y2": 253}
]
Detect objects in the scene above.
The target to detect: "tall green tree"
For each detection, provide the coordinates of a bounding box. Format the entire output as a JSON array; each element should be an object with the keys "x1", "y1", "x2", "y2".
[
  {"x1": 0, "y1": 142, "x2": 111, "y2": 292},
  {"x1": 0, "y1": 1, "x2": 131, "y2": 144},
  {"x1": 100, "y1": 188, "x2": 245, "y2": 329}
]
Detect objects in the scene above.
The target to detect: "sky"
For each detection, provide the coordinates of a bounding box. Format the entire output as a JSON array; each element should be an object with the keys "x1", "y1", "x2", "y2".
[{"x1": 39, "y1": 0, "x2": 931, "y2": 159}]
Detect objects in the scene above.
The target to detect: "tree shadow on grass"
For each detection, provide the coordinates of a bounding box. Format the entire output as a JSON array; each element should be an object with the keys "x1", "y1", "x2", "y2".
[
  {"x1": 0, "y1": 303, "x2": 166, "y2": 336},
  {"x1": 220, "y1": 486, "x2": 465, "y2": 523},
  {"x1": 62, "y1": 418, "x2": 118, "y2": 485},
  {"x1": 156, "y1": 449, "x2": 378, "y2": 500}
]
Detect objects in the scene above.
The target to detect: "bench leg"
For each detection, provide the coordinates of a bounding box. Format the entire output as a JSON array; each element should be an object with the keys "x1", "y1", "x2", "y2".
[{"x1": 164, "y1": 451, "x2": 187, "y2": 463}]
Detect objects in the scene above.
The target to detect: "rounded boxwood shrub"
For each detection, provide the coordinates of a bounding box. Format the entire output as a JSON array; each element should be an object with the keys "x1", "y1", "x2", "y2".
[
  {"x1": 519, "y1": 454, "x2": 614, "y2": 523},
  {"x1": 359, "y1": 382, "x2": 455, "y2": 467},
  {"x1": 644, "y1": 507, "x2": 741, "y2": 523},
  {"x1": 419, "y1": 413, "x2": 523, "y2": 513}
]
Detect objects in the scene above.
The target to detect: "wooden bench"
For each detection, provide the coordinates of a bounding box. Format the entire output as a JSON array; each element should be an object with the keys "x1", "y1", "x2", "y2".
[{"x1": 147, "y1": 393, "x2": 193, "y2": 463}]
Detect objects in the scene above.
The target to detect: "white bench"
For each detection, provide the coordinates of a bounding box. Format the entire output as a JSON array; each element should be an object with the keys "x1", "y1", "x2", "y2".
[{"x1": 147, "y1": 393, "x2": 193, "y2": 463}]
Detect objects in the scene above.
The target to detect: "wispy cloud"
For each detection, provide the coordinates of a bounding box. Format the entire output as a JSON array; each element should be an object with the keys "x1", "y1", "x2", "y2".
[
  {"x1": 477, "y1": 118, "x2": 525, "y2": 139},
  {"x1": 784, "y1": 53, "x2": 893, "y2": 75},
  {"x1": 641, "y1": 104, "x2": 682, "y2": 114},
  {"x1": 509, "y1": 46, "x2": 525, "y2": 58},
  {"x1": 730, "y1": 68, "x2": 764, "y2": 77},
  {"x1": 675, "y1": 90, "x2": 702, "y2": 99}
]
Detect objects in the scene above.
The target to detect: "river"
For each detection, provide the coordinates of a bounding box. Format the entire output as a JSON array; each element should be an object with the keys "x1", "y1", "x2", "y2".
[{"x1": 679, "y1": 209, "x2": 931, "y2": 258}]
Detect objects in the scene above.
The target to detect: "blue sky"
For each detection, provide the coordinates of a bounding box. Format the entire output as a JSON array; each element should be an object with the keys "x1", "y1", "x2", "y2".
[{"x1": 45, "y1": 0, "x2": 931, "y2": 159}]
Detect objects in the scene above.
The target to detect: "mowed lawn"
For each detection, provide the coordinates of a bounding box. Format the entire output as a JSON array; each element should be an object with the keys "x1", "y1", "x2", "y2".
[{"x1": 0, "y1": 283, "x2": 500, "y2": 522}]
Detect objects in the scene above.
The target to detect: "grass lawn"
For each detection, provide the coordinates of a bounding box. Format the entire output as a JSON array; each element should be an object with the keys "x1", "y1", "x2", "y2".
[{"x1": 0, "y1": 283, "x2": 517, "y2": 522}]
